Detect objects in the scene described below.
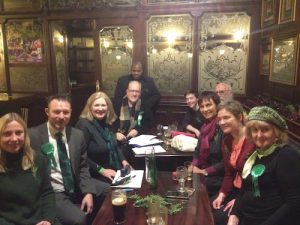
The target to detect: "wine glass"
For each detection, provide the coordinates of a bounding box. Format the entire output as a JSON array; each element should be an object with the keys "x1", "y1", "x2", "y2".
[{"x1": 176, "y1": 166, "x2": 188, "y2": 193}]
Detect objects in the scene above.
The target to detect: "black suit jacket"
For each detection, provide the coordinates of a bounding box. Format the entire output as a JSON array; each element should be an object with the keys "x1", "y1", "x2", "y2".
[
  {"x1": 29, "y1": 122, "x2": 96, "y2": 195},
  {"x1": 113, "y1": 74, "x2": 160, "y2": 117}
]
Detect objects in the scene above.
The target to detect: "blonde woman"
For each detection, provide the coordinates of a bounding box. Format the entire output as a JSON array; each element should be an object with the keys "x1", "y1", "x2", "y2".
[
  {"x1": 76, "y1": 92, "x2": 130, "y2": 182},
  {"x1": 228, "y1": 106, "x2": 300, "y2": 225},
  {"x1": 0, "y1": 113, "x2": 59, "y2": 225}
]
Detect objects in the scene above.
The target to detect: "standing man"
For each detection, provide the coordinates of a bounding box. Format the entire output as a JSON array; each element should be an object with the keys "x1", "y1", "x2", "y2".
[
  {"x1": 215, "y1": 83, "x2": 233, "y2": 101},
  {"x1": 113, "y1": 61, "x2": 160, "y2": 118},
  {"x1": 115, "y1": 80, "x2": 151, "y2": 142},
  {"x1": 29, "y1": 95, "x2": 109, "y2": 225}
]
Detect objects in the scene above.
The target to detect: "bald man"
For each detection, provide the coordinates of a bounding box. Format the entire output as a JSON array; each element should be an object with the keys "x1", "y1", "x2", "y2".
[{"x1": 215, "y1": 83, "x2": 233, "y2": 101}]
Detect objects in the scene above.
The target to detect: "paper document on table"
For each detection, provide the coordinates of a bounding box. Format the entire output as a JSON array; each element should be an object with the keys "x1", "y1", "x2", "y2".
[
  {"x1": 132, "y1": 145, "x2": 166, "y2": 155},
  {"x1": 129, "y1": 134, "x2": 163, "y2": 147},
  {"x1": 111, "y1": 170, "x2": 144, "y2": 188}
]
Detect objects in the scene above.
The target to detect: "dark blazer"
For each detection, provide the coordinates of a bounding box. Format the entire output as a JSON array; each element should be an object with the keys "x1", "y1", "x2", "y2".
[
  {"x1": 113, "y1": 74, "x2": 160, "y2": 117},
  {"x1": 75, "y1": 118, "x2": 126, "y2": 172},
  {"x1": 29, "y1": 122, "x2": 96, "y2": 195}
]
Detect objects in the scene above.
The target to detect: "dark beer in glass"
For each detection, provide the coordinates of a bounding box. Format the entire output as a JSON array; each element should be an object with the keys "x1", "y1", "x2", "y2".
[{"x1": 112, "y1": 189, "x2": 127, "y2": 224}]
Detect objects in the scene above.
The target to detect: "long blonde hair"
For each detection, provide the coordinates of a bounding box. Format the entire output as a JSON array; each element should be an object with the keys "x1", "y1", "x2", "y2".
[
  {"x1": 80, "y1": 92, "x2": 117, "y2": 125},
  {"x1": 0, "y1": 113, "x2": 34, "y2": 173}
]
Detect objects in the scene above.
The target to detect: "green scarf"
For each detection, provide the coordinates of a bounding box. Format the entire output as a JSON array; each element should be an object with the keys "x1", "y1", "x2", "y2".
[{"x1": 96, "y1": 120, "x2": 122, "y2": 170}]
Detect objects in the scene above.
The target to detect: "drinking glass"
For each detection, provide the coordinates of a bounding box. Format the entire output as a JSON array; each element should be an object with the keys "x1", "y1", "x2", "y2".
[
  {"x1": 184, "y1": 161, "x2": 193, "y2": 181},
  {"x1": 156, "y1": 124, "x2": 163, "y2": 138},
  {"x1": 147, "y1": 199, "x2": 167, "y2": 225},
  {"x1": 176, "y1": 166, "x2": 188, "y2": 193},
  {"x1": 112, "y1": 189, "x2": 127, "y2": 224}
]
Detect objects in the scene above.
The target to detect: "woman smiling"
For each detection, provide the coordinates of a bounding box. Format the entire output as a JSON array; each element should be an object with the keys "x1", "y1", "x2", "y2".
[
  {"x1": 191, "y1": 91, "x2": 224, "y2": 197},
  {"x1": 228, "y1": 106, "x2": 300, "y2": 225}
]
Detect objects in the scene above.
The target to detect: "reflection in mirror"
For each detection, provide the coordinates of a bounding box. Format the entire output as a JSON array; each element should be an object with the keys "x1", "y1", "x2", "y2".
[
  {"x1": 51, "y1": 22, "x2": 69, "y2": 94},
  {"x1": 147, "y1": 14, "x2": 193, "y2": 95},
  {"x1": 100, "y1": 26, "x2": 133, "y2": 96},
  {"x1": 198, "y1": 12, "x2": 250, "y2": 94},
  {"x1": 0, "y1": 25, "x2": 7, "y2": 92}
]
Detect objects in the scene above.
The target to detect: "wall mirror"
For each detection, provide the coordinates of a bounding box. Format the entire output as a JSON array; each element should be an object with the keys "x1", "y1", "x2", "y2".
[
  {"x1": 99, "y1": 26, "x2": 133, "y2": 96},
  {"x1": 147, "y1": 14, "x2": 193, "y2": 95},
  {"x1": 198, "y1": 12, "x2": 250, "y2": 94},
  {"x1": 0, "y1": 25, "x2": 7, "y2": 92},
  {"x1": 50, "y1": 22, "x2": 69, "y2": 93}
]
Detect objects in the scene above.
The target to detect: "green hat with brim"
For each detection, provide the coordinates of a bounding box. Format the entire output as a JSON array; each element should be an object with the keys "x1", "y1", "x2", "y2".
[{"x1": 247, "y1": 106, "x2": 288, "y2": 131}]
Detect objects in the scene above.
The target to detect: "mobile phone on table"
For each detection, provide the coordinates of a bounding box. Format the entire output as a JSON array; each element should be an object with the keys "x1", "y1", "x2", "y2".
[{"x1": 165, "y1": 191, "x2": 189, "y2": 200}]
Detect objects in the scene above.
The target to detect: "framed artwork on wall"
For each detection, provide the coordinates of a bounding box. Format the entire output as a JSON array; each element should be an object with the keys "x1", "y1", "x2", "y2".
[
  {"x1": 5, "y1": 20, "x2": 43, "y2": 64},
  {"x1": 270, "y1": 33, "x2": 299, "y2": 85},
  {"x1": 261, "y1": 0, "x2": 276, "y2": 27},
  {"x1": 260, "y1": 52, "x2": 271, "y2": 75},
  {"x1": 279, "y1": 0, "x2": 296, "y2": 24}
]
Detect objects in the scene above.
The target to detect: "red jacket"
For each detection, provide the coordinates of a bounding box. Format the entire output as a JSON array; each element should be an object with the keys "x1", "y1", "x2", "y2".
[{"x1": 219, "y1": 135, "x2": 255, "y2": 196}]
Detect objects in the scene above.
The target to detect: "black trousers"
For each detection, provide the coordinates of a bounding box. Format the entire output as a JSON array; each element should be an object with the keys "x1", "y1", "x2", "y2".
[{"x1": 55, "y1": 179, "x2": 110, "y2": 225}]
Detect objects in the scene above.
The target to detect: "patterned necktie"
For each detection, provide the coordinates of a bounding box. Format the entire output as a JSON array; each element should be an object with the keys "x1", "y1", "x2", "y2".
[{"x1": 56, "y1": 132, "x2": 75, "y2": 195}]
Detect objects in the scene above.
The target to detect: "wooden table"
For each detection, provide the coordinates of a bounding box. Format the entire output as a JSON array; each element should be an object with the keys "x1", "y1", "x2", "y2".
[
  {"x1": 125, "y1": 144, "x2": 194, "y2": 171},
  {"x1": 92, "y1": 172, "x2": 214, "y2": 225}
]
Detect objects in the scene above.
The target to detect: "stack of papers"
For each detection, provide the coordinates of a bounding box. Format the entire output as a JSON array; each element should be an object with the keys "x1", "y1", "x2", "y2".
[
  {"x1": 129, "y1": 135, "x2": 163, "y2": 147},
  {"x1": 132, "y1": 145, "x2": 166, "y2": 155},
  {"x1": 111, "y1": 170, "x2": 144, "y2": 188}
]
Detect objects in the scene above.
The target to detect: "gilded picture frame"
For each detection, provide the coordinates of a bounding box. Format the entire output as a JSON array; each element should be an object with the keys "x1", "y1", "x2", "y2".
[
  {"x1": 270, "y1": 33, "x2": 299, "y2": 85},
  {"x1": 261, "y1": 0, "x2": 276, "y2": 27},
  {"x1": 260, "y1": 51, "x2": 271, "y2": 75},
  {"x1": 279, "y1": 0, "x2": 296, "y2": 24}
]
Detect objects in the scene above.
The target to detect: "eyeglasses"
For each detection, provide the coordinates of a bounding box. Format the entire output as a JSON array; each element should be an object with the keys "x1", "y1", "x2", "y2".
[{"x1": 216, "y1": 90, "x2": 227, "y2": 94}]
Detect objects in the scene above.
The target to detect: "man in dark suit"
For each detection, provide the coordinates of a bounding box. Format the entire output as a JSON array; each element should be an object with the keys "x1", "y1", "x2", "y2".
[
  {"x1": 113, "y1": 61, "x2": 160, "y2": 118},
  {"x1": 29, "y1": 95, "x2": 109, "y2": 225}
]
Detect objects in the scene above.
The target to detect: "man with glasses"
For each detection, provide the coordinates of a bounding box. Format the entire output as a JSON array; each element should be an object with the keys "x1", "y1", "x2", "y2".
[
  {"x1": 113, "y1": 61, "x2": 160, "y2": 120},
  {"x1": 114, "y1": 80, "x2": 151, "y2": 142},
  {"x1": 215, "y1": 83, "x2": 233, "y2": 101}
]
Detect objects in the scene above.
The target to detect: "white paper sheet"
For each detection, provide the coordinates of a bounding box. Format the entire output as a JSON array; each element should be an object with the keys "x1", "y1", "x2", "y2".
[
  {"x1": 129, "y1": 135, "x2": 163, "y2": 147},
  {"x1": 111, "y1": 170, "x2": 144, "y2": 188},
  {"x1": 132, "y1": 145, "x2": 166, "y2": 155}
]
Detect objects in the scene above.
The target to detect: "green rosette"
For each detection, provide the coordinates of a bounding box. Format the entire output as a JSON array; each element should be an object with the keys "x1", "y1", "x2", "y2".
[
  {"x1": 251, "y1": 164, "x2": 265, "y2": 197},
  {"x1": 137, "y1": 111, "x2": 144, "y2": 126},
  {"x1": 41, "y1": 143, "x2": 57, "y2": 168}
]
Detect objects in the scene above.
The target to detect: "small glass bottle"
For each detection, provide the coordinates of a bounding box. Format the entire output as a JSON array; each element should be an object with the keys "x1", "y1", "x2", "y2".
[
  {"x1": 149, "y1": 147, "x2": 158, "y2": 189},
  {"x1": 145, "y1": 148, "x2": 152, "y2": 183}
]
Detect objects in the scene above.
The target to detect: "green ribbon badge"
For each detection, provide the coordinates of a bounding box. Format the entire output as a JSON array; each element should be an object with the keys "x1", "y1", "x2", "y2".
[
  {"x1": 41, "y1": 143, "x2": 57, "y2": 169},
  {"x1": 137, "y1": 111, "x2": 144, "y2": 126},
  {"x1": 251, "y1": 164, "x2": 265, "y2": 197}
]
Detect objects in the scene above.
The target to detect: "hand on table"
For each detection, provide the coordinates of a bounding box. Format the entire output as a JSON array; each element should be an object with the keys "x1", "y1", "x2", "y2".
[
  {"x1": 192, "y1": 166, "x2": 208, "y2": 176},
  {"x1": 101, "y1": 168, "x2": 116, "y2": 181}
]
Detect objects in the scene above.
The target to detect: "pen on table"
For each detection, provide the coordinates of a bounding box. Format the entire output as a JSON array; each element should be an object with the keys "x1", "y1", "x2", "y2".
[{"x1": 123, "y1": 188, "x2": 134, "y2": 192}]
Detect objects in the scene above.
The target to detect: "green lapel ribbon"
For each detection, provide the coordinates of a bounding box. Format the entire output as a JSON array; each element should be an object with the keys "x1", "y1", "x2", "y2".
[
  {"x1": 251, "y1": 164, "x2": 265, "y2": 197},
  {"x1": 41, "y1": 143, "x2": 57, "y2": 168},
  {"x1": 137, "y1": 111, "x2": 143, "y2": 126}
]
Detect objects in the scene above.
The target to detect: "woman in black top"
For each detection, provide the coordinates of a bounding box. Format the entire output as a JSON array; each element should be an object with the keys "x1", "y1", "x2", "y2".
[
  {"x1": 228, "y1": 106, "x2": 300, "y2": 225},
  {"x1": 76, "y1": 92, "x2": 130, "y2": 181}
]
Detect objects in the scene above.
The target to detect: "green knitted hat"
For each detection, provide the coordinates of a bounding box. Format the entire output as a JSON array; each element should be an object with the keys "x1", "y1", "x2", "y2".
[{"x1": 247, "y1": 106, "x2": 288, "y2": 131}]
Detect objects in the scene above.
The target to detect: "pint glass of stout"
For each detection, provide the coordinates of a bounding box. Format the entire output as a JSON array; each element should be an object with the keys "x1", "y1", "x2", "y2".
[{"x1": 112, "y1": 189, "x2": 127, "y2": 224}]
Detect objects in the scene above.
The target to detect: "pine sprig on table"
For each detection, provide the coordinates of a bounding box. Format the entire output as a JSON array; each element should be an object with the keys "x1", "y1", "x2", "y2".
[{"x1": 128, "y1": 194, "x2": 184, "y2": 215}]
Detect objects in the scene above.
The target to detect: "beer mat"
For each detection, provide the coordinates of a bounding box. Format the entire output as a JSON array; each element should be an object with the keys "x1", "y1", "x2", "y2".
[
  {"x1": 111, "y1": 170, "x2": 144, "y2": 188},
  {"x1": 132, "y1": 145, "x2": 166, "y2": 155}
]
